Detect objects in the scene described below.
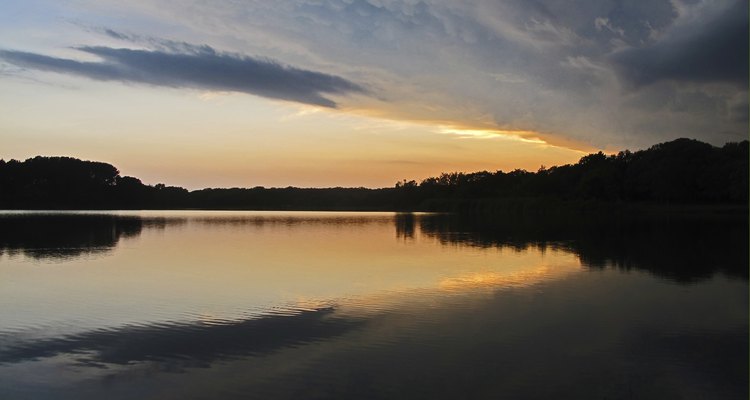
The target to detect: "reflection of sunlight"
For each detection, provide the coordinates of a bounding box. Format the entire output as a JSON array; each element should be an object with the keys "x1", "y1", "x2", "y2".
[
  {"x1": 438, "y1": 127, "x2": 547, "y2": 143},
  {"x1": 438, "y1": 263, "x2": 579, "y2": 292},
  {"x1": 288, "y1": 257, "x2": 582, "y2": 319}
]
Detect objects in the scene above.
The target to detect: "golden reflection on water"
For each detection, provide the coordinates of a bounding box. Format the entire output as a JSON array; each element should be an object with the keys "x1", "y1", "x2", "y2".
[
  {"x1": 438, "y1": 262, "x2": 579, "y2": 292},
  {"x1": 0, "y1": 212, "x2": 583, "y2": 332}
]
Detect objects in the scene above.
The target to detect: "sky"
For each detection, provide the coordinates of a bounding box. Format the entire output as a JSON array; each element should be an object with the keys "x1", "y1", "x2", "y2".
[{"x1": 0, "y1": 0, "x2": 746, "y2": 189}]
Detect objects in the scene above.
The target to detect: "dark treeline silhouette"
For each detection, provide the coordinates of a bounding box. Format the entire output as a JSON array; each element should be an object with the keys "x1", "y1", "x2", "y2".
[
  {"x1": 393, "y1": 138, "x2": 748, "y2": 211},
  {"x1": 0, "y1": 157, "x2": 189, "y2": 209},
  {"x1": 0, "y1": 138, "x2": 746, "y2": 210}
]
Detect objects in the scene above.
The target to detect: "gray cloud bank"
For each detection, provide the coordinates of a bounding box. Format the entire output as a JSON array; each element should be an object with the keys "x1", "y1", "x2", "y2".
[
  {"x1": 610, "y1": 0, "x2": 748, "y2": 88},
  {"x1": 0, "y1": 45, "x2": 365, "y2": 108},
  {"x1": 174, "y1": 0, "x2": 742, "y2": 148}
]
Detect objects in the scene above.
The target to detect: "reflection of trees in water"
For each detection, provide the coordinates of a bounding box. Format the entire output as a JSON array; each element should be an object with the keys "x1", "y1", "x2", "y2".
[
  {"x1": 0, "y1": 214, "x2": 183, "y2": 260},
  {"x1": 191, "y1": 215, "x2": 391, "y2": 227},
  {"x1": 0, "y1": 213, "x2": 398, "y2": 261},
  {"x1": 395, "y1": 213, "x2": 415, "y2": 240},
  {"x1": 414, "y1": 212, "x2": 748, "y2": 283},
  {"x1": 1, "y1": 211, "x2": 745, "y2": 283},
  {"x1": 569, "y1": 220, "x2": 748, "y2": 283}
]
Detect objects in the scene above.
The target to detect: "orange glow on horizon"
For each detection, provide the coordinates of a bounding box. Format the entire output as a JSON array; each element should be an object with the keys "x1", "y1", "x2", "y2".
[{"x1": 1, "y1": 80, "x2": 594, "y2": 190}]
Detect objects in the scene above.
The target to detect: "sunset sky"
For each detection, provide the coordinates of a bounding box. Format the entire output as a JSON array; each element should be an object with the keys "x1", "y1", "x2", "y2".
[{"x1": 1, "y1": 0, "x2": 747, "y2": 189}]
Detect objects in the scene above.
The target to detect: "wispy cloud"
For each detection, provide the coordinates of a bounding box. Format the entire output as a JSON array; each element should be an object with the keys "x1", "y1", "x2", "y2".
[{"x1": 0, "y1": 44, "x2": 366, "y2": 108}]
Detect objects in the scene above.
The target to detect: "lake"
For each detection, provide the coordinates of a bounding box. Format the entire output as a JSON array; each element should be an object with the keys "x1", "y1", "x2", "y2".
[{"x1": 0, "y1": 210, "x2": 747, "y2": 399}]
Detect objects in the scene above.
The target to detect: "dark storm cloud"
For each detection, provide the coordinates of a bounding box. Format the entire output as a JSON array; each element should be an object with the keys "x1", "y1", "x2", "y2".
[
  {"x1": 610, "y1": 0, "x2": 749, "y2": 87},
  {"x1": 0, "y1": 45, "x2": 366, "y2": 107}
]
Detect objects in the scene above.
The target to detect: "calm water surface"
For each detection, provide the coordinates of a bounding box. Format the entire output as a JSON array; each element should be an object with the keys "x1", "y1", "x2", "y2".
[{"x1": 0, "y1": 211, "x2": 746, "y2": 399}]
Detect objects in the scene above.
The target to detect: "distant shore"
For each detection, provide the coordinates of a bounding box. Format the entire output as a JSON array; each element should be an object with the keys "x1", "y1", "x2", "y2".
[{"x1": 2, "y1": 138, "x2": 747, "y2": 212}]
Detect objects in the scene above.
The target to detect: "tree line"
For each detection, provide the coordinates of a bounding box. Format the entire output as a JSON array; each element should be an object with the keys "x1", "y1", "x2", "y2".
[{"x1": 0, "y1": 138, "x2": 746, "y2": 210}]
